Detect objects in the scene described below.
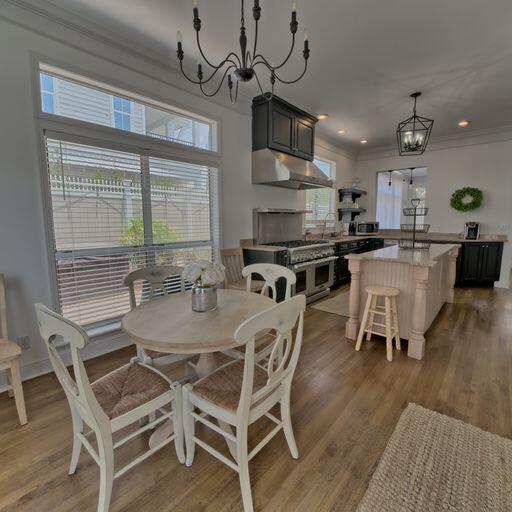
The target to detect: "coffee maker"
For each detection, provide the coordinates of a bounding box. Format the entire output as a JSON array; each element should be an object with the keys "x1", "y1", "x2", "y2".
[{"x1": 464, "y1": 222, "x2": 480, "y2": 240}]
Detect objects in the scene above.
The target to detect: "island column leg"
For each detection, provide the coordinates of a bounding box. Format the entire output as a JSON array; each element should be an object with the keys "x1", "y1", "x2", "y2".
[
  {"x1": 408, "y1": 266, "x2": 429, "y2": 360},
  {"x1": 346, "y1": 259, "x2": 362, "y2": 340},
  {"x1": 447, "y1": 247, "x2": 459, "y2": 303}
]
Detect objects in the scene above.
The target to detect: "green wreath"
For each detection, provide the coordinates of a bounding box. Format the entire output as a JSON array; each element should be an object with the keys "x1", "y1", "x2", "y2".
[{"x1": 450, "y1": 187, "x2": 483, "y2": 212}]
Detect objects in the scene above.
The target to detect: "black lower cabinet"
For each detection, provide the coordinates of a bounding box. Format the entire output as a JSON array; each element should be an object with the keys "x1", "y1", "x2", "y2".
[
  {"x1": 460, "y1": 243, "x2": 503, "y2": 286},
  {"x1": 333, "y1": 238, "x2": 382, "y2": 287}
]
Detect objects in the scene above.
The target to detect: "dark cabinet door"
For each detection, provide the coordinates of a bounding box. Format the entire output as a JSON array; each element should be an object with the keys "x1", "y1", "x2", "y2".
[
  {"x1": 462, "y1": 244, "x2": 482, "y2": 282},
  {"x1": 269, "y1": 105, "x2": 294, "y2": 153},
  {"x1": 480, "y1": 243, "x2": 503, "y2": 281},
  {"x1": 295, "y1": 118, "x2": 314, "y2": 160}
]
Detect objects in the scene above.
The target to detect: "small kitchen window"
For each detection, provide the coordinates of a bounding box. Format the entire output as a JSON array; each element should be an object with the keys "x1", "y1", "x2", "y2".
[{"x1": 305, "y1": 157, "x2": 336, "y2": 229}]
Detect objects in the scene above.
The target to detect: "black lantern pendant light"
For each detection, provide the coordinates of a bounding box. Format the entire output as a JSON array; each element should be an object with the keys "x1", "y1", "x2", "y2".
[
  {"x1": 176, "y1": 0, "x2": 310, "y2": 103},
  {"x1": 396, "y1": 92, "x2": 434, "y2": 156}
]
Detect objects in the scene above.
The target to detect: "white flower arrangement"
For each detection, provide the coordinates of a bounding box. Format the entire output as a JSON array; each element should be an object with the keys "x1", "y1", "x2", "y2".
[{"x1": 183, "y1": 259, "x2": 226, "y2": 287}]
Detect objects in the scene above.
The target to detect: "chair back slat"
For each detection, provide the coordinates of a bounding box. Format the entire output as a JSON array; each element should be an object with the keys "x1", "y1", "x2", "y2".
[
  {"x1": 0, "y1": 274, "x2": 8, "y2": 340},
  {"x1": 221, "y1": 248, "x2": 245, "y2": 284},
  {"x1": 123, "y1": 265, "x2": 186, "y2": 309},
  {"x1": 35, "y1": 303, "x2": 108, "y2": 429},
  {"x1": 234, "y1": 295, "x2": 305, "y2": 417},
  {"x1": 242, "y1": 263, "x2": 296, "y2": 301}
]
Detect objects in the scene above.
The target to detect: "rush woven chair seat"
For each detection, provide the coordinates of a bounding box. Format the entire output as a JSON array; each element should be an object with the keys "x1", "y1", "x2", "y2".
[
  {"x1": 35, "y1": 303, "x2": 185, "y2": 512},
  {"x1": 183, "y1": 294, "x2": 306, "y2": 512},
  {"x1": 92, "y1": 363, "x2": 170, "y2": 419},
  {"x1": 192, "y1": 360, "x2": 268, "y2": 411}
]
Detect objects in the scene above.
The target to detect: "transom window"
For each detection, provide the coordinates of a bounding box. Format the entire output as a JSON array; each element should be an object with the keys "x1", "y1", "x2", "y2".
[
  {"x1": 38, "y1": 63, "x2": 217, "y2": 151},
  {"x1": 305, "y1": 158, "x2": 336, "y2": 229}
]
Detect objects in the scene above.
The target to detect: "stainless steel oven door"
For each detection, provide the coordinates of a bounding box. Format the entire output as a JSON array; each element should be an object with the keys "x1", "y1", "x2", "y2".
[{"x1": 291, "y1": 256, "x2": 337, "y2": 298}]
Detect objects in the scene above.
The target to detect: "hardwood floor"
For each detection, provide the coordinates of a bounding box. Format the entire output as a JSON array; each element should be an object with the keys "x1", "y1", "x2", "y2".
[{"x1": 0, "y1": 287, "x2": 511, "y2": 511}]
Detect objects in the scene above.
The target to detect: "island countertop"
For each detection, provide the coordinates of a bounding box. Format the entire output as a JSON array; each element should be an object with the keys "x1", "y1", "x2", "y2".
[{"x1": 345, "y1": 243, "x2": 460, "y2": 267}]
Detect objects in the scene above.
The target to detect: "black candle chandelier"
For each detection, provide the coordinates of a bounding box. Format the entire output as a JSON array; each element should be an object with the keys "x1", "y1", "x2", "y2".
[
  {"x1": 396, "y1": 92, "x2": 434, "y2": 156},
  {"x1": 176, "y1": 0, "x2": 310, "y2": 103}
]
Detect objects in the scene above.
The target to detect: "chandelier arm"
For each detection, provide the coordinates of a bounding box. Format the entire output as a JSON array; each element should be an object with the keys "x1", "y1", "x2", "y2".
[
  {"x1": 196, "y1": 31, "x2": 242, "y2": 69},
  {"x1": 253, "y1": 33, "x2": 295, "y2": 70},
  {"x1": 272, "y1": 59, "x2": 308, "y2": 84},
  {"x1": 179, "y1": 60, "x2": 204, "y2": 85},
  {"x1": 199, "y1": 65, "x2": 235, "y2": 97},
  {"x1": 253, "y1": 68, "x2": 274, "y2": 100},
  {"x1": 200, "y1": 59, "x2": 239, "y2": 84},
  {"x1": 229, "y1": 79, "x2": 239, "y2": 103}
]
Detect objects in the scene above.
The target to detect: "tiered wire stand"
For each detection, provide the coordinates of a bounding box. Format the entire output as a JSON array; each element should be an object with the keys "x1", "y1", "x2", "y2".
[{"x1": 399, "y1": 198, "x2": 430, "y2": 250}]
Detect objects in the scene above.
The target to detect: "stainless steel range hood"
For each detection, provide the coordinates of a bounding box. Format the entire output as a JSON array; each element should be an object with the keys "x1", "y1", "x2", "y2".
[{"x1": 252, "y1": 149, "x2": 334, "y2": 190}]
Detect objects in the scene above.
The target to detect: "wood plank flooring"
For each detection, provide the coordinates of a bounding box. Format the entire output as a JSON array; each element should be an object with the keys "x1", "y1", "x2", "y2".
[{"x1": 0, "y1": 287, "x2": 511, "y2": 511}]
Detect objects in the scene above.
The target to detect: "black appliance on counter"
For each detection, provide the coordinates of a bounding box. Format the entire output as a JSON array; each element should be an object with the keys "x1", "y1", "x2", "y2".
[{"x1": 464, "y1": 222, "x2": 480, "y2": 240}]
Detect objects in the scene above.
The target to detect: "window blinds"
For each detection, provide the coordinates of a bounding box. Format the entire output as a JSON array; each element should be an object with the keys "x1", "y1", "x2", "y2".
[{"x1": 45, "y1": 137, "x2": 219, "y2": 327}]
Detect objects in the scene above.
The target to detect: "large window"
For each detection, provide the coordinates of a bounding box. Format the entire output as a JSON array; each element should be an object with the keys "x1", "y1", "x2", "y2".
[
  {"x1": 305, "y1": 158, "x2": 336, "y2": 229},
  {"x1": 39, "y1": 64, "x2": 217, "y2": 151},
  {"x1": 376, "y1": 168, "x2": 427, "y2": 228},
  {"x1": 39, "y1": 65, "x2": 220, "y2": 330}
]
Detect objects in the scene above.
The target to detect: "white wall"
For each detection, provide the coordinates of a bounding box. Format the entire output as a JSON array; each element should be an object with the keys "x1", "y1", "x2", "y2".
[
  {"x1": 0, "y1": 4, "x2": 314, "y2": 382},
  {"x1": 356, "y1": 139, "x2": 512, "y2": 288}
]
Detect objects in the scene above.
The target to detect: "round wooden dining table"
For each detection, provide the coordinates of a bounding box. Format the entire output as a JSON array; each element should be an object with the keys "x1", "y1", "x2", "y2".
[{"x1": 121, "y1": 288, "x2": 275, "y2": 451}]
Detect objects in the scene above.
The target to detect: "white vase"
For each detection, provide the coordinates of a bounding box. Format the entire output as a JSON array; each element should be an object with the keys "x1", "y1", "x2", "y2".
[{"x1": 191, "y1": 284, "x2": 217, "y2": 312}]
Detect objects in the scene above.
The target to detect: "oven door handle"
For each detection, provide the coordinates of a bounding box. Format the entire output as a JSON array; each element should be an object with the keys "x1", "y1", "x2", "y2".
[{"x1": 292, "y1": 255, "x2": 338, "y2": 270}]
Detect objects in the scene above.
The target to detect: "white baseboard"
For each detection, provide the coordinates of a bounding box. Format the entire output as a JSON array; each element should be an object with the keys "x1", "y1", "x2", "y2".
[{"x1": 0, "y1": 331, "x2": 132, "y2": 391}]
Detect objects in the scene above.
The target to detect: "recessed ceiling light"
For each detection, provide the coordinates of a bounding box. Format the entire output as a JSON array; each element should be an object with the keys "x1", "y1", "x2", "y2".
[
  {"x1": 360, "y1": 139, "x2": 368, "y2": 144},
  {"x1": 458, "y1": 120, "x2": 471, "y2": 127},
  {"x1": 317, "y1": 114, "x2": 329, "y2": 120},
  {"x1": 338, "y1": 130, "x2": 346, "y2": 135}
]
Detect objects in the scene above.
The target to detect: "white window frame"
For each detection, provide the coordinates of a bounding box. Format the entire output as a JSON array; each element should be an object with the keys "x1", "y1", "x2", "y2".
[
  {"x1": 305, "y1": 157, "x2": 336, "y2": 229},
  {"x1": 32, "y1": 58, "x2": 223, "y2": 335},
  {"x1": 112, "y1": 96, "x2": 132, "y2": 131}
]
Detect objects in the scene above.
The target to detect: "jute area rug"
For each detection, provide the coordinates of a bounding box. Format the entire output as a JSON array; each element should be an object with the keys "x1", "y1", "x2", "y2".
[
  {"x1": 311, "y1": 291, "x2": 350, "y2": 317},
  {"x1": 357, "y1": 403, "x2": 512, "y2": 512}
]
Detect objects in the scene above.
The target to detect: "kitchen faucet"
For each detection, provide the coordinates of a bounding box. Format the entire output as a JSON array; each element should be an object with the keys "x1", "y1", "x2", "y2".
[{"x1": 322, "y1": 212, "x2": 337, "y2": 239}]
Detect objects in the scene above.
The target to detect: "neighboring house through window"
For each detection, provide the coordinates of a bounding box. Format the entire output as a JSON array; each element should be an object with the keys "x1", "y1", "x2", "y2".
[
  {"x1": 305, "y1": 157, "x2": 336, "y2": 229},
  {"x1": 113, "y1": 96, "x2": 132, "y2": 131},
  {"x1": 40, "y1": 73, "x2": 55, "y2": 114}
]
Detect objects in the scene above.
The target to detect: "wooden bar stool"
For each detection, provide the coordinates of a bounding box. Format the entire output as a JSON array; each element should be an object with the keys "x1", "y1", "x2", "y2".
[{"x1": 355, "y1": 286, "x2": 400, "y2": 362}]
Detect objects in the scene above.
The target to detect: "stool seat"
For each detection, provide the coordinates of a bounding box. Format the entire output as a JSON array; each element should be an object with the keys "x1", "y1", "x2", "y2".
[{"x1": 365, "y1": 286, "x2": 399, "y2": 297}]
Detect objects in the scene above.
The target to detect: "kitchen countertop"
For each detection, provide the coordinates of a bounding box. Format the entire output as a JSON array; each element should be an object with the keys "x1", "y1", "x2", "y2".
[
  {"x1": 345, "y1": 243, "x2": 460, "y2": 267},
  {"x1": 239, "y1": 232, "x2": 507, "y2": 252},
  {"x1": 315, "y1": 232, "x2": 508, "y2": 244}
]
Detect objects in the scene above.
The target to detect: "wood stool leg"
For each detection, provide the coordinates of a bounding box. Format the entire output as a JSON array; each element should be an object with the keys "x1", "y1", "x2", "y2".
[
  {"x1": 392, "y1": 296, "x2": 401, "y2": 350},
  {"x1": 355, "y1": 294, "x2": 373, "y2": 351},
  {"x1": 384, "y1": 297, "x2": 393, "y2": 362},
  {"x1": 9, "y1": 359, "x2": 27, "y2": 425},
  {"x1": 6, "y1": 370, "x2": 14, "y2": 398},
  {"x1": 366, "y1": 295, "x2": 377, "y2": 341}
]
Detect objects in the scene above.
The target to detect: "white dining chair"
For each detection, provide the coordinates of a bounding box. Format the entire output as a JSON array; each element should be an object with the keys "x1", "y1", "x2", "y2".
[
  {"x1": 35, "y1": 303, "x2": 185, "y2": 512},
  {"x1": 0, "y1": 273, "x2": 27, "y2": 425},
  {"x1": 123, "y1": 265, "x2": 196, "y2": 368},
  {"x1": 242, "y1": 263, "x2": 296, "y2": 301},
  {"x1": 228, "y1": 263, "x2": 297, "y2": 367},
  {"x1": 182, "y1": 294, "x2": 306, "y2": 512}
]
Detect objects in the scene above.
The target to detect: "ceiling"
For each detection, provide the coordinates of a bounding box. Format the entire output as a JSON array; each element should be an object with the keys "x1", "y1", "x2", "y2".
[{"x1": 46, "y1": 0, "x2": 512, "y2": 150}]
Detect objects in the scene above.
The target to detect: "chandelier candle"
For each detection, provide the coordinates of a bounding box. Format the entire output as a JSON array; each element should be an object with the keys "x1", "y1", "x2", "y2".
[{"x1": 176, "y1": 0, "x2": 310, "y2": 103}]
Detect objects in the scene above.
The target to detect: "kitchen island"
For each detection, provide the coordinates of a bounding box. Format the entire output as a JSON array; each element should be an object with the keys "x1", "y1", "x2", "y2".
[{"x1": 345, "y1": 243, "x2": 460, "y2": 359}]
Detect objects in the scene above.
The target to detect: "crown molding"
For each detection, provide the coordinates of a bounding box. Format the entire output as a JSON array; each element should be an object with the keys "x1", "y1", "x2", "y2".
[
  {"x1": 1, "y1": 0, "x2": 252, "y2": 115},
  {"x1": 357, "y1": 123, "x2": 512, "y2": 161}
]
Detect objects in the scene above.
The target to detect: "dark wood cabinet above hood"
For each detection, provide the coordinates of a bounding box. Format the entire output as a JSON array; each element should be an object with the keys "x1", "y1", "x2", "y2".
[{"x1": 252, "y1": 95, "x2": 317, "y2": 161}]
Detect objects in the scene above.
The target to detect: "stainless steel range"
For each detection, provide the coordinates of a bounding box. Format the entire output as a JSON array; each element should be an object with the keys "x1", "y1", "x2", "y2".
[
  {"x1": 265, "y1": 239, "x2": 337, "y2": 302},
  {"x1": 244, "y1": 209, "x2": 337, "y2": 303}
]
